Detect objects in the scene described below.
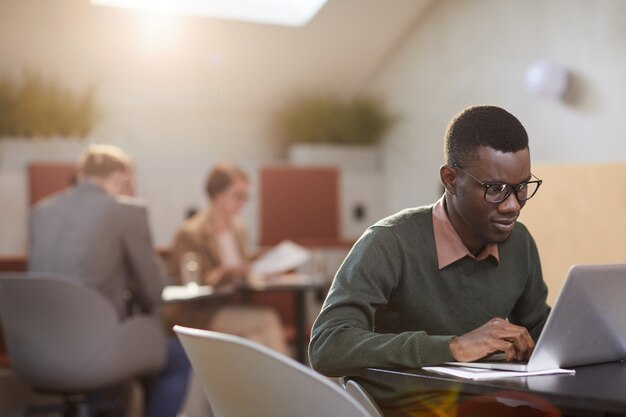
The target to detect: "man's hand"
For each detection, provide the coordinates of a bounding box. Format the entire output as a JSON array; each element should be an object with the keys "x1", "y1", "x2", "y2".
[{"x1": 449, "y1": 317, "x2": 534, "y2": 362}]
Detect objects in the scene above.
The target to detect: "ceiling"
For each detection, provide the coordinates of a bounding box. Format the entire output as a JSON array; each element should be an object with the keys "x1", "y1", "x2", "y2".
[
  {"x1": 0, "y1": 0, "x2": 434, "y2": 104},
  {"x1": 0, "y1": 0, "x2": 435, "y2": 159}
]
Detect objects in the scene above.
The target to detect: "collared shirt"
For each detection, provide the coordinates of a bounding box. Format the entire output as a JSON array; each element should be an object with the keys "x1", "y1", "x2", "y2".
[{"x1": 431, "y1": 196, "x2": 499, "y2": 269}]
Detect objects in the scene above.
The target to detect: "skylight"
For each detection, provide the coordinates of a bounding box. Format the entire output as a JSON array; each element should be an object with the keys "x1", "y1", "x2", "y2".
[{"x1": 91, "y1": 0, "x2": 328, "y2": 27}]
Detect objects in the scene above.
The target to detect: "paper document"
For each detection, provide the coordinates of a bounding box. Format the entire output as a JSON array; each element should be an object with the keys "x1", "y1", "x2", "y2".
[
  {"x1": 162, "y1": 285, "x2": 215, "y2": 302},
  {"x1": 247, "y1": 273, "x2": 318, "y2": 288},
  {"x1": 422, "y1": 366, "x2": 575, "y2": 380},
  {"x1": 250, "y1": 240, "x2": 311, "y2": 276}
]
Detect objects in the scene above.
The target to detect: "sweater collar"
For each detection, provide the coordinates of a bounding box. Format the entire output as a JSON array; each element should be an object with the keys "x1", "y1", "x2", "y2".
[{"x1": 431, "y1": 195, "x2": 499, "y2": 270}]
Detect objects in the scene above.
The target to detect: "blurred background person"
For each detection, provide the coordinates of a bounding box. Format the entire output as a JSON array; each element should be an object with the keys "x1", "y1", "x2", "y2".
[
  {"x1": 28, "y1": 144, "x2": 190, "y2": 417},
  {"x1": 172, "y1": 162, "x2": 251, "y2": 287},
  {"x1": 166, "y1": 162, "x2": 289, "y2": 355},
  {"x1": 165, "y1": 162, "x2": 289, "y2": 417}
]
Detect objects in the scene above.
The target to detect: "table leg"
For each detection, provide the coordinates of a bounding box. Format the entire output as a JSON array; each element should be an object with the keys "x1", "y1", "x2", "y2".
[{"x1": 293, "y1": 290, "x2": 306, "y2": 364}]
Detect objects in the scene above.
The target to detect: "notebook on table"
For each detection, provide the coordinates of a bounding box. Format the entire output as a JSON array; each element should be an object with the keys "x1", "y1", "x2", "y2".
[{"x1": 445, "y1": 263, "x2": 626, "y2": 372}]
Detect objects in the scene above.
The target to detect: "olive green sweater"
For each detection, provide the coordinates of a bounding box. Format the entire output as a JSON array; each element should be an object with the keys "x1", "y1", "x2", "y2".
[{"x1": 309, "y1": 205, "x2": 551, "y2": 411}]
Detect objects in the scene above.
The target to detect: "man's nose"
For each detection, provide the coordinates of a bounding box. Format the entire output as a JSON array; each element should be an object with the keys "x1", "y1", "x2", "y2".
[{"x1": 498, "y1": 190, "x2": 522, "y2": 213}]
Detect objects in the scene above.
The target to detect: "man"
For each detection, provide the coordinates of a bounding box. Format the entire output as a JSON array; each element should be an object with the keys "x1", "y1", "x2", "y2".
[
  {"x1": 309, "y1": 105, "x2": 551, "y2": 416},
  {"x1": 29, "y1": 144, "x2": 189, "y2": 417}
]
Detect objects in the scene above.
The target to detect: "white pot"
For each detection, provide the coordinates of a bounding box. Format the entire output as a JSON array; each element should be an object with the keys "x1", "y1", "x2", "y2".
[
  {"x1": 0, "y1": 137, "x2": 87, "y2": 172},
  {"x1": 288, "y1": 143, "x2": 381, "y2": 172}
]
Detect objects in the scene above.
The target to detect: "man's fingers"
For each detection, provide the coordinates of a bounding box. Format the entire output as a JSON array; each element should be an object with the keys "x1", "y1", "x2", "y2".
[
  {"x1": 487, "y1": 320, "x2": 535, "y2": 361},
  {"x1": 492, "y1": 322, "x2": 533, "y2": 346},
  {"x1": 451, "y1": 318, "x2": 535, "y2": 362},
  {"x1": 492, "y1": 339, "x2": 517, "y2": 361}
]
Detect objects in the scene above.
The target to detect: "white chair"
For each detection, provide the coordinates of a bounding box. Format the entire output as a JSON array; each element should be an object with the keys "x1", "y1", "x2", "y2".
[
  {"x1": 342, "y1": 378, "x2": 383, "y2": 417},
  {"x1": 174, "y1": 325, "x2": 374, "y2": 417}
]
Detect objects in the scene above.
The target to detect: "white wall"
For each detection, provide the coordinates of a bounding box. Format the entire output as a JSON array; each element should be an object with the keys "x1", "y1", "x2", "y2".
[
  {"x1": 0, "y1": 0, "x2": 427, "y2": 254},
  {"x1": 368, "y1": 0, "x2": 626, "y2": 214},
  {"x1": 3, "y1": 0, "x2": 626, "y2": 255}
]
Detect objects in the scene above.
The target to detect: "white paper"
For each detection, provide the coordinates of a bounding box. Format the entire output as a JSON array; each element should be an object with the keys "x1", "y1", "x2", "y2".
[
  {"x1": 250, "y1": 240, "x2": 311, "y2": 276},
  {"x1": 247, "y1": 272, "x2": 319, "y2": 288},
  {"x1": 422, "y1": 366, "x2": 575, "y2": 380},
  {"x1": 162, "y1": 284, "x2": 215, "y2": 302}
]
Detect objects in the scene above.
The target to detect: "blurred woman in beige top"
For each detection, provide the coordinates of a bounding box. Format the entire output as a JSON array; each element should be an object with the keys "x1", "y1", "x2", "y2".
[{"x1": 166, "y1": 163, "x2": 288, "y2": 355}]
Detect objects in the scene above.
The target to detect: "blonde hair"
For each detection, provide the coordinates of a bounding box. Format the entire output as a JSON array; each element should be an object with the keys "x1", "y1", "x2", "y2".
[{"x1": 77, "y1": 144, "x2": 132, "y2": 179}]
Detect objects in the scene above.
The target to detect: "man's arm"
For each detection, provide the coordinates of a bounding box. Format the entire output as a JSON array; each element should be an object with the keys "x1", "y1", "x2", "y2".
[
  {"x1": 309, "y1": 226, "x2": 541, "y2": 376},
  {"x1": 119, "y1": 202, "x2": 166, "y2": 314},
  {"x1": 309, "y1": 227, "x2": 455, "y2": 377}
]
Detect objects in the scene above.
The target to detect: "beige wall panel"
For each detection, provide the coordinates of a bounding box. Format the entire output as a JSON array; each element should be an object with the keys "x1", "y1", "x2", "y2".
[{"x1": 519, "y1": 163, "x2": 626, "y2": 305}]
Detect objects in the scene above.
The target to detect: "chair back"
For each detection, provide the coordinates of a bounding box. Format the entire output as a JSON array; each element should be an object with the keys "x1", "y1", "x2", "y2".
[
  {"x1": 0, "y1": 272, "x2": 162, "y2": 391},
  {"x1": 174, "y1": 325, "x2": 373, "y2": 417},
  {"x1": 342, "y1": 379, "x2": 384, "y2": 417}
]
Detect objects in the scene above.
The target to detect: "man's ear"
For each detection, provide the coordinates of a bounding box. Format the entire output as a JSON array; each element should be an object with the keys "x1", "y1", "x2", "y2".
[{"x1": 439, "y1": 165, "x2": 457, "y2": 196}]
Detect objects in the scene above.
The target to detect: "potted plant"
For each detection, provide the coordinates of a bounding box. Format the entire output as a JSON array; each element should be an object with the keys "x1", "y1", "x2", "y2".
[
  {"x1": 0, "y1": 69, "x2": 99, "y2": 169},
  {"x1": 275, "y1": 94, "x2": 396, "y2": 171},
  {"x1": 0, "y1": 69, "x2": 99, "y2": 139}
]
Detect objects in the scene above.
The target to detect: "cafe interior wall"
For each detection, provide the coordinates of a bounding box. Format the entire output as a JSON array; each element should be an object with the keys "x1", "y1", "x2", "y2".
[
  {"x1": 367, "y1": 0, "x2": 626, "y2": 213},
  {"x1": 2, "y1": 0, "x2": 626, "y2": 260},
  {"x1": 0, "y1": 0, "x2": 429, "y2": 255}
]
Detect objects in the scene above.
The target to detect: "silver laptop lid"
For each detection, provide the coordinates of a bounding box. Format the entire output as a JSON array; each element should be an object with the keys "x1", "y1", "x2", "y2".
[{"x1": 527, "y1": 263, "x2": 626, "y2": 371}]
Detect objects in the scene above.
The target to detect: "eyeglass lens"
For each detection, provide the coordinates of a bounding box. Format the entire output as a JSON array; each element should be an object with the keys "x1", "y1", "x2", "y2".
[{"x1": 485, "y1": 181, "x2": 540, "y2": 203}]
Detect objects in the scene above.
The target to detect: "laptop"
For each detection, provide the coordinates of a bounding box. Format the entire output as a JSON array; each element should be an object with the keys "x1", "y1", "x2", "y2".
[{"x1": 446, "y1": 263, "x2": 626, "y2": 372}]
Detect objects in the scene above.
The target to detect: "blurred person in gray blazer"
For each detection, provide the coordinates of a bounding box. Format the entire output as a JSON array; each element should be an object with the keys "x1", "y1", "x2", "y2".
[{"x1": 28, "y1": 144, "x2": 190, "y2": 417}]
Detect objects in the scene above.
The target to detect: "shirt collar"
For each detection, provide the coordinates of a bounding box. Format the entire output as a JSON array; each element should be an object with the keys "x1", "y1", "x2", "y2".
[{"x1": 432, "y1": 195, "x2": 499, "y2": 270}]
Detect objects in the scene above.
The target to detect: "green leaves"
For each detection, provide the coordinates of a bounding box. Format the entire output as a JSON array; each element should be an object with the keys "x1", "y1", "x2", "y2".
[
  {"x1": 276, "y1": 94, "x2": 396, "y2": 146},
  {"x1": 0, "y1": 70, "x2": 99, "y2": 139}
]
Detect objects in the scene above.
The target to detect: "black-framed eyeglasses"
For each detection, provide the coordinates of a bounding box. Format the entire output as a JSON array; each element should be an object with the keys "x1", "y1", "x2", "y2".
[{"x1": 452, "y1": 164, "x2": 543, "y2": 204}]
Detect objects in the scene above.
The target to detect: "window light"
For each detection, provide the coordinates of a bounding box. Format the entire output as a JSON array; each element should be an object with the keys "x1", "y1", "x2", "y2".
[{"x1": 91, "y1": 0, "x2": 328, "y2": 27}]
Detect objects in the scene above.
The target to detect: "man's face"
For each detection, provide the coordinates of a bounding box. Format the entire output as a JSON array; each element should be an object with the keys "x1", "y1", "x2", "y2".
[
  {"x1": 100, "y1": 168, "x2": 132, "y2": 197},
  {"x1": 447, "y1": 146, "x2": 531, "y2": 252},
  {"x1": 110, "y1": 169, "x2": 133, "y2": 196}
]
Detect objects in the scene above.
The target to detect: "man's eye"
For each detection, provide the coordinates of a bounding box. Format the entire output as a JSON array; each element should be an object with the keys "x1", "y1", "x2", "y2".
[{"x1": 486, "y1": 184, "x2": 507, "y2": 194}]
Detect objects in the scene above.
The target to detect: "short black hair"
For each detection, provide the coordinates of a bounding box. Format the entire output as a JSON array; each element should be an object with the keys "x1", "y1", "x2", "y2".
[{"x1": 444, "y1": 105, "x2": 528, "y2": 167}]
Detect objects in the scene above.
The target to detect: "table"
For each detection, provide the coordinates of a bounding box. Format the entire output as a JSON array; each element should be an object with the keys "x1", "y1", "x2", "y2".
[
  {"x1": 240, "y1": 274, "x2": 323, "y2": 364},
  {"x1": 356, "y1": 361, "x2": 626, "y2": 416},
  {"x1": 163, "y1": 274, "x2": 323, "y2": 364},
  {"x1": 162, "y1": 284, "x2": 233, "y2": 303}
]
